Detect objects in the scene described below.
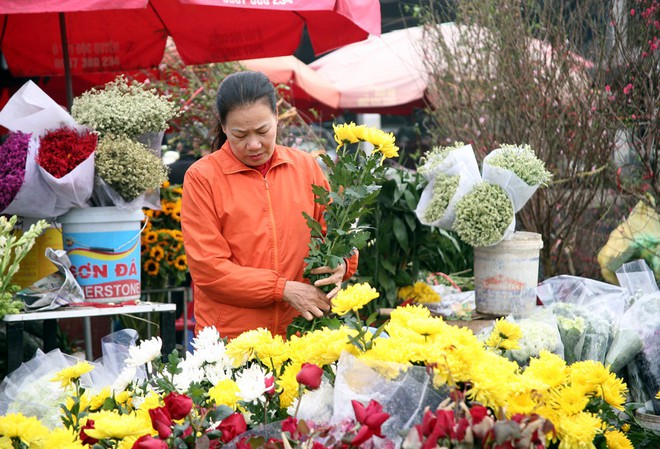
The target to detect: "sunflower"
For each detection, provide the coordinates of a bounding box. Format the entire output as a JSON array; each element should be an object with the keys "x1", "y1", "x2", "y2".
[
  {"x1": 174, "y1": 255, "x2": 187, "y2": 271},
  {"x1": 149, "y1": 245, "x2": 165, "y2": 261},
  {"x1": 143, "y1": 231, "x2": 158, "y2": 244},
  {"x1": 144, "y1": 259, "x2": 159, "y2": 276}
]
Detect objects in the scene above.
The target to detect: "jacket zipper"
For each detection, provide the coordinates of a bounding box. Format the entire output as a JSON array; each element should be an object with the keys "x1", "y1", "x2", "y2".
[{"x1": 264, "y1": 175, "x2": 281, "y2": 332}]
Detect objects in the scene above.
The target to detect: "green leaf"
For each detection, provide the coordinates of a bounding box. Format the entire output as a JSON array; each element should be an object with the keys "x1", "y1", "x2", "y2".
[
  {"x1": 205, "y1": 405, "x2": 234, "y2": 423},
  {"x1": 302, "y1": 212, "x2": 323, "y2": 238},
  {"x1": 392, "y1": 216, "x2": 409, "y2": 249}
]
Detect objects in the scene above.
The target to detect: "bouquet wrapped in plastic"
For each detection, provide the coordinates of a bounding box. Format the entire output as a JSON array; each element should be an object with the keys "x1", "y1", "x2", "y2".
[
  {"x1": 0, "y1": 81, "x2": 95, "y2": 218},
  {"x1": 537, "y1": 275, "x2": 627, "y2": 364}
]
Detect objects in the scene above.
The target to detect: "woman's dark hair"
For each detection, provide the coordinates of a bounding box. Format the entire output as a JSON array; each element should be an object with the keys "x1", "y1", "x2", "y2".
[{"x1": 211, "y1": 71, "x2": 277, "y2": 151}]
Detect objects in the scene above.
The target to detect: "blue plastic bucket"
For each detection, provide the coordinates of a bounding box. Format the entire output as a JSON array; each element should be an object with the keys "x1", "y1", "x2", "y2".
[{"x1": 58, "y1": 207, "x2": 144, "y2": 303}]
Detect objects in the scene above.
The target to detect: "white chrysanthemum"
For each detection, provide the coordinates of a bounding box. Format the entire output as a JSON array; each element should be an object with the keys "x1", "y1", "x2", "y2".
[
  {"x1": 204, "y1": 364, "x2": 232, "y2": 386},
  {"x1": 192, "y1": 326, "x2": 222, "y2": 352},
  {"x1": 200, "y1": 342, "x2": 233, "y2": 367},
  {"x1": 113, "y1": 365, "x2": 137, "y2": 393},
  {"x1": 235, "y1": 364, "x2": 269, "y2": 404},
  {"x1": 126, "y1": 336, "x2": 162, "y2": 368},
  {"x1": 173, "y1": 365, "x2": 205, "y2": 392}
]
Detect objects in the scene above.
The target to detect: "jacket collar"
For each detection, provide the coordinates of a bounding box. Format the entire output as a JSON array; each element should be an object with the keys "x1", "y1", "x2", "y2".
[{"x1": 217, "y1": 141, "x2": 294, "y2": 175}]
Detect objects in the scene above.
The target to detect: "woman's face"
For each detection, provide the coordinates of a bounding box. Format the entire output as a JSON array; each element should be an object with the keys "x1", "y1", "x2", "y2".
[{"x1": 222, "y1": 100, "x2": 277, "y2": 167}]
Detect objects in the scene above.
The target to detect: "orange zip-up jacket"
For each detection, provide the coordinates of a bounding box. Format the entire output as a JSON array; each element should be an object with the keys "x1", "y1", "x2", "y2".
[{"x1": 181, "y1": 142, "x2": 358, "y2": 339}]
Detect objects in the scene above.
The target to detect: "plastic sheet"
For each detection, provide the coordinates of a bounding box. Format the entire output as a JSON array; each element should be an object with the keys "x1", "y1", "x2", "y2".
[
  {"x1": 0, "y1": 329, "x2": 143, "y2": 428},
  {"x1": 538, "y1": 275, "x2": 627, "y2": 364},
  {"x1": 17, "y1": 248, "x2": 85, "y2": 312},
  {"x1": 332, "y1": 351, "x2": 447, "y2": 447}
]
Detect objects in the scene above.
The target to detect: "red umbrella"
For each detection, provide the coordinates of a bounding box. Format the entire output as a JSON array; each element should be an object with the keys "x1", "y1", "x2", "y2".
[
  {"x1": 310, "y1": 23, "x2": 593, "y2": 114},
  {"x1": 0, "y1": 0, "x2": 380, "y2": 107},
  {"x1": 241, "y1": 55, "x2": 340, "y2": 111}
]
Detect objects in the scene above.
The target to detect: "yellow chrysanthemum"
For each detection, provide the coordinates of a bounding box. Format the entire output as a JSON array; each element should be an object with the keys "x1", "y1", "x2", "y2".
[
  {"x1": 0, "y1": 413, "x2": 49, "y2": 448},
  {"x1": 406, "y1": 316, "x2": 446, "y2": 337},
  {"x1": 485, "y1": 318, "x2": 522, "y2": 351},
  {"x1": 115, "y1": 390, "x2": 133, "y2": 407},
  {"x1": 83, "y1": 410, "x2": 152, "y2": 440},
  {"x1": 117, "y1": 437, "x2": 140, "y2": 449},
  {"x1": 397, "y1": 282, "x2": 441, "y2": 304},
  {"x1": 598, "y1": 373, "x2": 628, "y2": 410},
  {"x1": 555, "y1": 412, "x2": 602, "y2": 449},
  {"x1": 333, "y1": 122, "x2": 362, "y2": 147},
  {"x1": 278, "y1": 362, "x2": 303, "y2": 409},
  {"x1": 254, "y1": 333, "x2": 288, "y2": 368},
  {"x1": 604, "y1": 429, "x2": 634, "y2": 449},
  {"x1": 522, "y1": 350, "x2": 569, "y2": 389},
  {"x1": 331, "y1": 282, "x2": 379, "y2": 316},
  {"x1": 43, "y1": 427, "x2": 85, "y2": 449},
  {"x1": 51, "y1": 361, "x2": 94, "y2": 389},
  {"x1": 570, "y1": 360, "x2": 611, "y2": 394},
  {"x1": 90, "y1": 387, "x2": 112, "y2": 411},
  {"x1": 226, "y1": 328, "x2": 271, "y2": 367},
  {"x1": 549, "y1": 385, "x2": 590, "y2": 416},
  {"x1": 208, "y1": 379, "x2": 241, "y2": 409}
]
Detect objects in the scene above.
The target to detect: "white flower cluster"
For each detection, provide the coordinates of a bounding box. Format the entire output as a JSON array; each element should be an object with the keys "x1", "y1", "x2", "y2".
[
  {"x1": 72, "y1": 75, "x2": 179, "y2": 138},
  {"x1": 172, "y1": 326, "x2": 234, "y2": 392}
]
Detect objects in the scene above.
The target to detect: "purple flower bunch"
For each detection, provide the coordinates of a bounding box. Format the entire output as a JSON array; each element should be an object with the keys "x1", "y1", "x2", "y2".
[{"x1": 0, "y1": 131, "x2": 31, "y2": 212}]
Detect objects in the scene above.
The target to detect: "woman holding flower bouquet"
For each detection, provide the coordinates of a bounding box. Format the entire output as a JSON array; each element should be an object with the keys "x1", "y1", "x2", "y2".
[{"x1": 181, "y1": 71, "x2": 358, "y2": 339}]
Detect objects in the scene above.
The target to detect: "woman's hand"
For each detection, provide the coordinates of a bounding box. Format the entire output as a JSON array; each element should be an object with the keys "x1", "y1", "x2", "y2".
[
  {"x1": 283, "y1": 281, "x2": 332, "y2": 321},
  {"x1": 310, "y1": 260, "x2": 347, "y2": 299}
]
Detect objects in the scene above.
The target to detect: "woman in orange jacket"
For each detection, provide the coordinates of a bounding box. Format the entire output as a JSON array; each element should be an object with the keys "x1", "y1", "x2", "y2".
[{"x1": 181, "y1": 71, "x2": 358, "y2": 340}]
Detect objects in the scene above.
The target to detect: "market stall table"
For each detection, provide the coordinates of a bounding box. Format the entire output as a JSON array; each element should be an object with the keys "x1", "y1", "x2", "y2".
[{"x1": 3, "y1": 302, "x2": 176, "y2": 374}]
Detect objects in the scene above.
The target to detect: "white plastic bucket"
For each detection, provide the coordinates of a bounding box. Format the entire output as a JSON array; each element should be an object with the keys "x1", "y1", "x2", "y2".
[
  {"x1": 58, "y1": 207, "x2": 144, "y2": 303},
  {"x1": 474, "y1": 231, "x2": 543, "y2": 316}
]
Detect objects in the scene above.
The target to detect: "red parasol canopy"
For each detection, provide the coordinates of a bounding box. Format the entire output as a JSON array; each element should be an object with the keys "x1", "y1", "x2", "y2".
[{"x1": 0, "y1": 0, "x2": 380, "y2": 107}]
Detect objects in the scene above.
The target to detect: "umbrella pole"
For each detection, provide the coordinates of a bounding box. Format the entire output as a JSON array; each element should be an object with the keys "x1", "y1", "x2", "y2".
[{"x1": 59, "y1": 13, "x2": 73, "y2": 110}]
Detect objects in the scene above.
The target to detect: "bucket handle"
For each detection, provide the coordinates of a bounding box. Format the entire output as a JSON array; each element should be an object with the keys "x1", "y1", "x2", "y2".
[{"x1": 55, "y1": 216, "x2": 149, "y2": 253}]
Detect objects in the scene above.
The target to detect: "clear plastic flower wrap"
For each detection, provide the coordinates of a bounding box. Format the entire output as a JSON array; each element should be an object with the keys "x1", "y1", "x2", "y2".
[
  {"x1": 538, "y1": 275, "x2": 627, "y2": 364},
  {"x1": 331, "y1": 351, "x2": 447, "y2": 447},
  {"x1": 506, "y1": 309, "x2": 564, "y2": 366},
  {"x1": 0, "y1": 329, "x2": 142, "y2": 429}
]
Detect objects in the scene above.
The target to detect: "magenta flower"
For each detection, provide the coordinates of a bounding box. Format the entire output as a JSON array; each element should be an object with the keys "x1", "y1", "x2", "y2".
[{"x1": 0, "y1": 131, "x2": 30, "y2": 211}]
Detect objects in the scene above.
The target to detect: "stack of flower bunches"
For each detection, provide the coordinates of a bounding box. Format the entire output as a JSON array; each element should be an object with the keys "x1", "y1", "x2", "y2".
[
  {"x1": 72, "y1": 75, "x2": 179, "y2": 203},
  {"x1": 416, "y1": 142, "x2": 551, "y2": 247}
]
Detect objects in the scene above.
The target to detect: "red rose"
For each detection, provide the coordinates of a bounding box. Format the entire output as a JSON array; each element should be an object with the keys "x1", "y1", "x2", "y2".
[
  {"x1": 351, "y1": 399, "x2": 390, "y2": 446},
  {"x1": 79, "y1": 419, "x2": 98, "y2": 446},
  {"x1": 149, "y1": 406, "x2": 173, "y2": 439},
  {"x1": 132, "y1": 435, "x2": 169, "y2": 449},
  {"x1": 219, "y1": 412, "x2": 247, "y2": 443},
  {"x1": 282, "y1": 416, "x2": 299, "y2": 439},
  {"x1": 469, "y1": 405, "x2": 488, "y2": 424},
  {"x1": 164, "y1": 392, "x2": 193, "y2": 420},
  {"x1": 265, "y1": 374, "x2": 276, "y2": 395},
  {"x1": 296, "y1": 363, "x2": 323, "y2": 390}
]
